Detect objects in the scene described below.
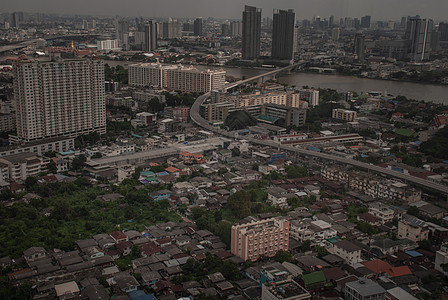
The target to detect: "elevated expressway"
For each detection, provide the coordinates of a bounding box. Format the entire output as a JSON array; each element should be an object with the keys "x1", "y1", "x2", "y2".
[{"x1": 190, "y1": 66, "x2": 448, "y2": 197}]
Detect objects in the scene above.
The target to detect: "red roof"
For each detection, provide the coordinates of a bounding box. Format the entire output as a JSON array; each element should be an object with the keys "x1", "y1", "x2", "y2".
[
  {"x1": 362, "y1": 259, "x2": 393, "y2": 274},
  {"x1": 386, "y1": 266, "x2": 412, "y2": 277},
  {"x1": 165, "y1": 167, "x2": 180, "y2": 173},
  {"x1": 138, "y1": 242, "x2": 162, "y2": 256},
  {"x1": 110, "y1": 231, "x2": 127, "y2": 241}
]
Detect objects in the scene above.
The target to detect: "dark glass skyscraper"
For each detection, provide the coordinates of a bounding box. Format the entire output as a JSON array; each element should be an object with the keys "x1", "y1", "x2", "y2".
[
  {"x1": 242, "y1": 5, "x2": 261, "y2": 60},
  {"x1": 194, "y1": 18, "x2": 203, "y2": 36},
  {"x1": 271, "y1": 9, "x2": 295, "y2": 61},
  {"x1": 405, "y1": 16, "x2": 433, "y2": 61}
]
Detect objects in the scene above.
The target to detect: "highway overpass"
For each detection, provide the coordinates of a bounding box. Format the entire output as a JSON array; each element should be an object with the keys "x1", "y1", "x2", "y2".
[{"x1": 190, "y1": 68, "x2": 448, "y2": 196}]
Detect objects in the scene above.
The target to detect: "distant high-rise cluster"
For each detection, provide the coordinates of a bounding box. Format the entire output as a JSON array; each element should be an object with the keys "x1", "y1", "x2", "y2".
[
  {"x1": 135, "y1": 21, "x2": 157, "y2": 51},
  {"x1": 242, "y1": 5, "x2": 297, "y2": 61}
]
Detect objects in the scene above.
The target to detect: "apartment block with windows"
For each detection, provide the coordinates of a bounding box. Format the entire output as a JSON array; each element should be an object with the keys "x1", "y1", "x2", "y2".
[
  {"x1": 128, "y1": 63, "x2": 226, "y2": 93},
  {"x1": 231, "y1": 217, "x2": 289, "y2": 261},
  {"x1": 332, "y1": 108, "x2": 357, "y2": 122},
  {"x1": 13, "y1": 58, "x2": 106, "y2": 143}
]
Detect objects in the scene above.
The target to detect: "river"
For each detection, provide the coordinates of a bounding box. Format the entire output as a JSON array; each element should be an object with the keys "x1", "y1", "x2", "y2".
[{"x1": 105, "y1": 60, "x2": 448, "y2": 105}]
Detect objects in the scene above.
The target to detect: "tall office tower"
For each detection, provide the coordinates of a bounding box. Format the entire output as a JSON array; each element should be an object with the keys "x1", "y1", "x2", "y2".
[
  {"x1": 329, "y1": 15, "x2": 335, "y2": 28},
  {"x1": 159, "y1": 19, "x2": 182, "y2": 39},
  {"x1": 116, "y1": 20, "x2": 129, "y2": 50},
  {"x1": 271, "y1": 9, "x2": 295, "y2": 61},
  {"x1": 221, "y1": 23, "x2": 230, "y2": 36},
  {"x1": 405, "y1": 17, "x2": 433, "y2": 61},
  {"x1": 361, "y1": 15, "x2": 371, "y2": 28},
  {"x1": 354, "y1": 33, "x2": 366, "y2": 61},
  {"x1": 144, "y1": 21, "x2": 157, "y2": 51},
  {"x1": 438, "y1": 23, "x2": 448, "y2": 41},
  {"x1": 12, "y1": 12, "x2": 20, "y2": 28},
  {"x1": 231, "y1": 21, "x2": 242, "y2": 36},
  {"x1": 400, "y1": 17, "x2": 407, "y2": 29},
  {"x1": 194, "y1": 18, "x2": 203, "y2": 36},
  {"x1": 13, "y1": 57, "x2": 106, "y2": 143},
  {"x1": 331, "y1": 27, "x2": 340, "y2": 41},
  {"x1": 242, "y1": 5, "x2": 262, "y2": 60}
]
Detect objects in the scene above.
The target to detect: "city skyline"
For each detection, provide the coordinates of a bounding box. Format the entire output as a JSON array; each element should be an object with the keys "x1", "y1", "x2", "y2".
[{"x1": 3, "y1": 0, "x2": 448, "y2": 21}]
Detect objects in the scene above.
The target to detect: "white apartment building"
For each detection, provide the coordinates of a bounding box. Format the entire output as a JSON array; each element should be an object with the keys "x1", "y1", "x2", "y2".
[
  {"x1": 128, "y1": 63, "x2": 226, "y2": 93},
  {"x1": 0, "y1": 152, "x2": 45, "y2": 181},
  {"x1": 13, "y1": 58, "x2": 106, "y2": 143},
  {"x1": 332, "y1": 109, "x2": 357, "y2": 122},
  {"x1": 397, "y1": 215, "x2": 429, "y2": 242},
  {"x1": 368, "y1": 202, "x2": 395, "y2": 224},
  {"x1": 97, "y1": 39, "x2": 120, "y2": 51},
  {"x1": 299, "y1": 89, "x2": 319, "y2": 107},
  {"x1": 332, "y1": 240, "x2": 362, "y2": 266}
]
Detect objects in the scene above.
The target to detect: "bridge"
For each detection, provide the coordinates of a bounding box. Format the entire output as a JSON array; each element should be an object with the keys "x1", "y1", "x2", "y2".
[{"x1": 190, "y1": 67, "x2": 448, "y2": 197}]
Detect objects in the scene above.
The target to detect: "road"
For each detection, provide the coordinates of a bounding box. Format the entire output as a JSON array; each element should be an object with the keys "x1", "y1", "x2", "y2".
[{"x1": 190, "y1": 67, "x2": 448, "y2": 196}]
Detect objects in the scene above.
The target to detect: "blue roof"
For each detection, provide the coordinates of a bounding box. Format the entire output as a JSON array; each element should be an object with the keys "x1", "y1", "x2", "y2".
[
  {"x1": 307, "y1": 146, "x2": 321, "y2": 152},
  {"x1": 156, "y1": 171, "x2": 169, "y2": 176},
  {"x1": 443, "y1": 160, "x2": 448, "y2": 164},
  {"x1": 131, "y1": 133, "x2": 143, "y2": 138},
  {"x1": 405, "y1": 250, "x2": 423, "y2": 257},
  {"x1": 414, "y1": 141, "x2": 422, "y2": 145},
  {"x1": 128, "y1": 290, "x2": 157, "y2": 300},
  {"x1": 59, "y1": 150, "x2": 75, "y2": 155}
]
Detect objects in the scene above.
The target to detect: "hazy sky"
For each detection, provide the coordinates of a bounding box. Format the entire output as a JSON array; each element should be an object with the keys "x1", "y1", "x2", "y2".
[{"x1": 3, "y1": 0, "x2": 448, "y2": 21}]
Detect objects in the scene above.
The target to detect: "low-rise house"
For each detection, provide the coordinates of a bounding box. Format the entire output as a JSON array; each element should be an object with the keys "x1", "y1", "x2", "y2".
[
  {"x1": 96, "y1": 193, "x2": 124, "y2": 202},
  {"x1": 23, "y1": 247, "x2": 46, "y2": 263},
  {"x1": 116, "y1": 241, "x2": 133, "y2": 256},
  {"x1": 110, "y1": 231, "x2": 128, "y2": 243},
  {"x1": 54, "y1": 281, "x2": 80, "y2": 299},
  {"x1": 150, "y1": 189, "x2": 172, "y2": 202},
  {"x1": 397, "y1": 215, "x2": 429, "y2": 242},
  {"x1": 368, "y1": 202, "x2": 395, "y2": 224},
  {"x1": 345, "y1": 278, "x2": 386, "y2": 300},
  {"x1": 332, "y1": 240, "x2": 362, "y2": 266},
  {"x1": 113, "y1": 272, "x2": 140, "y2": 293},
  {"x1": 357, "y1": 213, "x2": 381, "y2": 226}
]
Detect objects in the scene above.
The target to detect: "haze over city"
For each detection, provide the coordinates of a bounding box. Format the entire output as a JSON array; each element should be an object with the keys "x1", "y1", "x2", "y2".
[{"x1": 3, "y1": 0, "x2": 448, "y2": 20}]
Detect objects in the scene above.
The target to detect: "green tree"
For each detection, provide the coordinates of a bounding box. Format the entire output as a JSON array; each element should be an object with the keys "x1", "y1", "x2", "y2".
[
  {"x1": 52, "y1": 199, "x2": 73, "y2": 220},
  {"x1": 273, "y1": 250, "x2": 293, "y2": 263},
  {"x1": 71, "y1": 155, "x2": 86, "y2": 171},
  {"x1": 47, "y1": 161, "x2": 58, "y2": 174}
]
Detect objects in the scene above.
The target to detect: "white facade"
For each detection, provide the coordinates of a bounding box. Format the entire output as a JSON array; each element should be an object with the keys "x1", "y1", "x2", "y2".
[
  {"x1": 128, "y1": 63, "x2": 226, "y2": 93},
  {"x1": 13, "y1": 59, "x2": 106, "y2": 142},
  {"x1": 97, "y1": 39, "x2": 120, "y2": 51},
  {"x1": 299, "y1": 89, "x2": 319, "y2": 107}
]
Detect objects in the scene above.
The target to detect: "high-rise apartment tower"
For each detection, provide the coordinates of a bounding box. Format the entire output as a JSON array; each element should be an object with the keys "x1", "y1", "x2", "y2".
[{"x1": 13, "y1": 57, "x2": 106, "y2": 143}]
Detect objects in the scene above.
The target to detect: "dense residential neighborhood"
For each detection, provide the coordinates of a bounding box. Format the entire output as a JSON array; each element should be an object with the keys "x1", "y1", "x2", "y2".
[{"x1": 1, "y1": 4, "x2": 448, "y2": 300}]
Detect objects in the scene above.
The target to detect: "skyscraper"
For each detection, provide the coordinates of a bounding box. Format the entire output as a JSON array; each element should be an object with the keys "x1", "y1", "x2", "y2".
[
  {"x1": 13, "y1": 57, "x2": 106, "y2": 143},
  {"x1": 405, "y1": 16, "x2": 433, "y2": 61},
  {"x1": 354, "y1": 33, "x2": 366, "y2": 61},
  {"x1": 439, "y1": 23, "x2": 448, "y2": 41},
  {"x1": 361, "y1": 15, "x2": 371, "y2": 28},
  {"x1": 242, "y1": 5, "x2": 261, "y2": 60},
  {"x1": 271, "y1": 9, "x2": 295, "y2": 61},
  {"x1": 231, "y1": 21, "x2": 242, "y2": 36},
  {"x1": 116, "y1": 20, "x2": 129, "y2": 50},
  {"x1": 194, "y1": 18, "x2": 203, "y2": 36},
  {"x1": 144, "y1": 21, "x2": 157, "y2": 51}
]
